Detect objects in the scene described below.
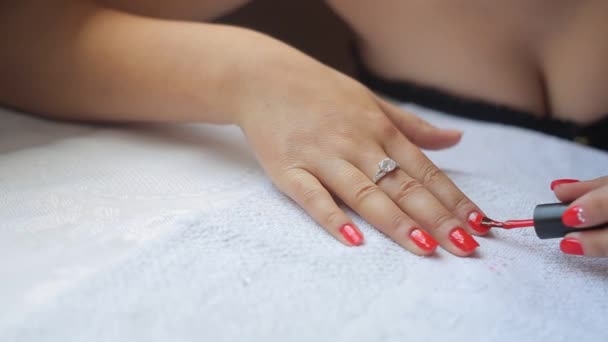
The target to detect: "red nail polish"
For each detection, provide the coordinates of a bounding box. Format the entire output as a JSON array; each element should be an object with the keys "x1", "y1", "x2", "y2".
[
  {"x1": 340, "y1": 224, "x2": 364, "y2": 246},
  {"x1": 560, "y1": 238, "x2": 584, "y2": 255},
  {"x1": 550, "y1": 179, "x2": 580, "y2": 190},
  {"x1": 467, "y1": 211, "x2": 489, "y2": 233},
  {"x1": 561, "y1": 206, "x2": 586, "y2": 227},
  {"x1": 409, "y1": 228, "x2": 438, "y2": 252},
  {"x1": 449, "y1": 227, "x2": 479, "y2": 253}
]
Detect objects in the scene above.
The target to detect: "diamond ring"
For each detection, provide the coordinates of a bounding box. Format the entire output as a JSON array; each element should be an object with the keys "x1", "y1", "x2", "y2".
[{"x1": 372, "y1": 158, "x2": 399, "y2": 183}]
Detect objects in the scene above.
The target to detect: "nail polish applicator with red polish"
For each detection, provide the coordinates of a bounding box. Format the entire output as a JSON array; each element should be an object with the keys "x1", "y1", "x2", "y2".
[{"x1": 470, "y1": 203, "x2": 608, "y2": 239}]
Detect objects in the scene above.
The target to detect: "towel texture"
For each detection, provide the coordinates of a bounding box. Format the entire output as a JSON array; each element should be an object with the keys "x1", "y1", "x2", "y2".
[{"x1": 1, "y1": 103, "x2": 607, "y2": 342}]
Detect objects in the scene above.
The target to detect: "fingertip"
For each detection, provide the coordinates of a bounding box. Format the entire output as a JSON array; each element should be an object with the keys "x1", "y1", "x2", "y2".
[
  {"x1": 421, "y1": 130, "x2": 463, "y2": 150},
  {"x1": 550, "y1": 178, "x2": 580, "y2": 191},
  {"x1": 443, "y1": 128, "x2": 463, "y2": 138},
  {"x1": 467, "y1": 211, "x2": 491, "y2": 236},
  {"x1": 441, "y1": 129, "x2": 464, "y2": 145},
  {"x1": 449, "y1": 247, "x2": 478, "y2": 258},
  {"x1": 563, "y1": 230, "x2": 608, "y2": 257},
  {"x1": 560, "y1": 237, "x2": 585, "y2": 256},
  {"x1": 469, "y1": 229, "x2": 490, "y2": 237},
  {"x1": 339, "y1": 223, "x2": 365, "y2": 246},
  {"x1": 552, "y1": 184, "x2": 581, "y2": 203},
  {"x1": 448, "y1": 227, "x2": 480, "y2": 256},
  {"x1": 552, "y1": 189, "x2": 569, "y2": 202},
  {"x1": 409, "y1": 228, "x2": 439, "y2": 255},
  {"x1": 443, "y1": 129, "x2": 464, "y2": 137},
  {"x1": 410, "y1": 249, "x2": 437, "y2": 257},
  {"x1": 561, "y1": 205, "x2": 586, "y2": 227}
]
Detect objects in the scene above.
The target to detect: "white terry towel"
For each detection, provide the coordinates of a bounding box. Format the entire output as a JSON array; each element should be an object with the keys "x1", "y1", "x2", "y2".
[{"x1": 1, "y1": 103, "x2": 607, "y2": 342}]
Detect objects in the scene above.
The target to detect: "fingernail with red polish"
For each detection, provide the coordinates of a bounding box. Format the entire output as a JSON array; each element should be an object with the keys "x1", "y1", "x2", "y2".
[
  {"x1": 340, "y1": 224, "x2": 364, "y2": 246},
  {"x1": 560, "y1": 238, "x2": 584, "y2": 255},
  {"x1": 449, "y1": 227, "x2": 479, "y2": 253},
  {"x1": 562, "y1": 206, "x2": 586, "y2": 227},
  {"x1": 467, "y1": 211, "x2": 489, "y2": 233},
  {"x1": 550, "y1": 179, "x2": 580, "y2": 190},
  {"x1": 409, "y1": 228, "x2": 438, "y2": 252}
]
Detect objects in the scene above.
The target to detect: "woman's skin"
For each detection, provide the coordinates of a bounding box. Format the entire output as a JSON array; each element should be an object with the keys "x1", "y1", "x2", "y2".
[
  {"x1": 1, "y1": 0, "x2": 607, "y2": 257},
  {"x1": 553, "y1": 177, "x2": 608, "y2": 257},
  {"x1": 328, "y1": 0, "x2": 608, "y2": 124}
]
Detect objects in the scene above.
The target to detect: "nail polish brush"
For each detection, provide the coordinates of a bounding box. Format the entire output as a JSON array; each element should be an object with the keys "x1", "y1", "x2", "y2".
[{"x1": 470, "y1": 203, "x2": 608, "y2": 239}]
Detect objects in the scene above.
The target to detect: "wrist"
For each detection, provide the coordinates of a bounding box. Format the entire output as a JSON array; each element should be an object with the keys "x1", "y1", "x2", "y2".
[{"x1": 225, "y1": 30, "x2": 327, "y2": 127}]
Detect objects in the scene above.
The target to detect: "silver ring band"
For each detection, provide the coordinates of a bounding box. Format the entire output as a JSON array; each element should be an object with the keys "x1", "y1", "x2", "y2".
[{"x1": 372, "y1": 158, "x2": 399, "y2": 183}]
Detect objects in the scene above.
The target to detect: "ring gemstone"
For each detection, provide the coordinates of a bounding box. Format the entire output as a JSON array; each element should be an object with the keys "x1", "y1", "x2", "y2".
[
  {"x1": 379, "y1": 158, "x2": 398, "y2": 172},
  {"x1": 372, "y1": 157, "x2": 400, "y2": 183}
]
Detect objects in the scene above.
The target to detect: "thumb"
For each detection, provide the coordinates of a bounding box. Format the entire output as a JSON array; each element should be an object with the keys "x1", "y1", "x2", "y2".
[{"x1": 376, "y1": 97, "x2": 462, "y2": 150}]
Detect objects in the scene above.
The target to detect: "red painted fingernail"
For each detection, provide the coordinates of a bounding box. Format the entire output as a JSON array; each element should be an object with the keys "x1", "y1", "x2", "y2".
[
  {"x1": 467, "y1": 211, "x2": 489, "y2": 233},
  {"x1": 340, "y1": 224, "x2": 364, "y2": 246},
  {"x1": 560, "y1": 238, "x2": 584, "y2": 255},
  {"x1": 449, "y1": 227, "x2": 479, "y2": 253},
  {"x1": 561, "y1": 206, "x2": 586, "y2": 227},
  {"x1": 550, "y1": 179, "x2": 580, "y2": 190},
  {"x1": 409, "y1": 228, "x2": 438, "y2": 252}
]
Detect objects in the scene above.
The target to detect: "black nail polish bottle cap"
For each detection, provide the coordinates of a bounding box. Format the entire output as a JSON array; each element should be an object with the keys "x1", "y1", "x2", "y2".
[
  {"x1": 533, "y1": 203, "x2": 572, "y2": 239},
  {"x1": 533, "y1": 203, "x2": 606, "y2": 239}
]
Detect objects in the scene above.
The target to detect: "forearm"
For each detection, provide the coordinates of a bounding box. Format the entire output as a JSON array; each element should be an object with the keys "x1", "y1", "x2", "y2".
[{"x1": 0, "y1": 0, "x2": 311, "y2": 124}]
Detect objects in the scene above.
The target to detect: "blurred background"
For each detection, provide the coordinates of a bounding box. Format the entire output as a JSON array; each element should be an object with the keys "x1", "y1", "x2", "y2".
[{"x1": 218, "y1": 0, "x2": 356, "y2": 76}]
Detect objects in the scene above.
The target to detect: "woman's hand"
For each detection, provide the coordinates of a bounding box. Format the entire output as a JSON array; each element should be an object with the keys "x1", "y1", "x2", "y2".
[
  {"x1": 552, "y1": 177, "x2": 608, "y2": 257},
  {"x1": 236, "y1": 49, "x2": 487, "y2": 256},
  {"x1": 1, "y1": 0, "x2": 485, "y2": 257}
]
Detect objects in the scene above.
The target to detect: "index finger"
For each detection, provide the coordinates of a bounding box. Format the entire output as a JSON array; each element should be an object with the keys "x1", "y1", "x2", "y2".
[{"x1": 553, "y1": 177, "x2": 608, "y2": 203}]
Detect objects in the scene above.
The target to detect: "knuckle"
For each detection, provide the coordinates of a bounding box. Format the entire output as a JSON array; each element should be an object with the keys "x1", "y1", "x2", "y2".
[
  {"x1": 361, "y1": 110, "x2": 397, "y2": 137},
  {"x1": 380, "y1": 121, "x2": 400, "y2": 140},
  {"x1": 418, "y1": 163, "x2": 444, "y2": 186},
  {"x1": 361, "y1": 109, "x2": 385, "y2": 121},
  {"x1": 276, "y1": 157, "x2": 307, "y2": 176},
  {"x1": 274, "y1": 155, "x2": 298, "y2": 174},
  {"x1": 323, "y1": 210, "x2": 343, "y2": 228},
  {"x1": 394, "y1": 178, "x2": 425, "y2": 205},
  {"x1": 329, "y1": 137, "x2": 351, "y2": 155},
  {"x1": 323, "y1": 130, "x2": 361, "y2": 158},
  {"x1": 372, "y1": 117, "x2": 400, "y2": 141},
  {"x1": 333, "y1": 137, "x2": 367, "y2": 158},
  {"x1": 352, "y1": 182, "x2": 382, "y2": 204},
  {"x1": 389, "y1": 214, "x2": 410, "y2": 233},
  {"x1": 300, "y1": 186, "x2": 325, "y2": 207},
  {"x1": 282, "y1": 167, "x2": 307, "y2": 187},
  {"x1": 430, "y1": 211, "x2": 454, "y2": 230},
  {"x1": 453, "y1": 194, "x2": 473, "y2": 212}
]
